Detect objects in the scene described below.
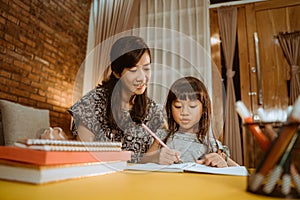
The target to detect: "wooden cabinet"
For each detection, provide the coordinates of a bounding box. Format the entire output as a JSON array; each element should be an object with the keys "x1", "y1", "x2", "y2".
[{"x1": 210, "y1": 0, "x2": 300, "y2": 167}]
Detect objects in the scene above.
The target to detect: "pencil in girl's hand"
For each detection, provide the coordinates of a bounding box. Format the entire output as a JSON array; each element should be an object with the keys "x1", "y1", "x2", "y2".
[
  {"x1": 141, "y1": 123, "x2": 168, "y2": 149},
  {"x1": 141, "y1": 123, "x2": 182, "y2": 163},
  {"x1": 249, "y1": 96, "x2": 300, "y2": 192},
  {"x1": 235, "y1": 101, "x2": 270, "y2": 151}
]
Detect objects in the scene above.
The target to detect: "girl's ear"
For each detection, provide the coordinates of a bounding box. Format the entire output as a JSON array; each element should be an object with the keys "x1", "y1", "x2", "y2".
[{"x1": 113, "y1": 71, "x2": 121, "y2": 79}]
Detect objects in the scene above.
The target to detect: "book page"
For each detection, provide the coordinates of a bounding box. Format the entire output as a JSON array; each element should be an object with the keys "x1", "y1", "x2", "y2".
[
  {"x1": 126, "y1": 162, "x2": 249, "y2": 176},
  {"x1": 183, "y1": 163, "x2": 249, "y2": 176},
  {"x1": 126, "y1": 163, "x2": 193, "y2": 172}
]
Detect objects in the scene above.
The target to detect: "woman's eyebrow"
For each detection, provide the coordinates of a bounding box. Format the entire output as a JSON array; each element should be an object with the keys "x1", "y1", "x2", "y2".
[{"x1": 135, "y1": 63, "x2": 151, "y2": 67}]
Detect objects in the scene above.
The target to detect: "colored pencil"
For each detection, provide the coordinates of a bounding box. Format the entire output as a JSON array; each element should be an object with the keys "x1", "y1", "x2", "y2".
[
  {"x1": 141, "y1": 123, "x2": 168, "y2": 149},
  {"x1": 141, "y1": 123, "x2": 182, "y2": 163},
  {"x1": 262, "y1": 132, "x2": 298, "y2": 194},
  {"x1": 290, "y1": 163, "x2": 300, "y2": 194},
  {"x1": 249, "y1": 96, "x2": 300, "y2": 192},
  {"x1": 281, "y1": 157, "x2": 291, "y2": 195},
  {"x1": 235, "y1": 101, "x2": 270, "y2": 151}
]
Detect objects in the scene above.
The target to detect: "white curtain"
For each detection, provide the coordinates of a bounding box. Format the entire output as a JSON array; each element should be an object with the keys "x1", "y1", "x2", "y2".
[
  {"x1": 133, "y1": 0, "x2": 223, "y2": 137},
  {"x1": 80, "y1": 0, "x2": 139, "y2": 97},
  {"x1": 80, "y1": 0, "x2": 224, "y2": 138}
]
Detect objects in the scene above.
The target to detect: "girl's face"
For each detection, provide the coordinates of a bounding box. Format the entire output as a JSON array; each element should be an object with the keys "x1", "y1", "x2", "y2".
[
  {"x1": 119, "y1": 52, "x2": 151, "y2": 96},
  {"x1": 171, "y1": 98, "x2": 203, "y2": 133}
]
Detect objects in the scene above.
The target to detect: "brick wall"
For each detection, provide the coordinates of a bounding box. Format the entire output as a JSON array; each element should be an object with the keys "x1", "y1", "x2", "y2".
[{"x1": 0, "y1": 0, "x2": 91, "y2": 137}]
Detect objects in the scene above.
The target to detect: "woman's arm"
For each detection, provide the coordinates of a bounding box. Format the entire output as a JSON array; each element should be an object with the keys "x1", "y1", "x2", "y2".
[{"x1": 76, "y1": 123, "x2": 95, "y2": 142}]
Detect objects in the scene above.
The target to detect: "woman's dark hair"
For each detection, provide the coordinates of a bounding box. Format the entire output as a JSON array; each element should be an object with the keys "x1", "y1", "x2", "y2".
[
  {"x1": 163, "y1": 76, "x2": 211, "y2": 143},
  {"x1": 101, "y1": 36, "x2": 151, "y2": 129}
]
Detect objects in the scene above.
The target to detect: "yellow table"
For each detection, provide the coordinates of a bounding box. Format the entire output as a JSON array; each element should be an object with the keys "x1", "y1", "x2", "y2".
[{"x1": 0, "y1": 170, "x2": 281, "y2": 200}]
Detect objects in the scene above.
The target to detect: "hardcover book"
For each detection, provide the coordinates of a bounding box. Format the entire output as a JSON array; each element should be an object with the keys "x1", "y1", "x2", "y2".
[
  {"x1": 0, "y1": 146, "x2": 131, "y2": 165},
  {"x1": 0, "y1": 159, "x2": 127, "y2": 184}
]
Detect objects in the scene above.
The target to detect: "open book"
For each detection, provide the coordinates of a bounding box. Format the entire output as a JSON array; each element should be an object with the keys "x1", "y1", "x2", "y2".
[{"x1": 126, "y1": 162, "x2": 249, "y2": 176}]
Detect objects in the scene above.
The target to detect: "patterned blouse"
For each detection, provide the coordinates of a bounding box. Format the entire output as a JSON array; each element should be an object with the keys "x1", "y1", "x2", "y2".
[
  {"x1": 68, "y1": 85, "x2": 165, "y2": 163},
  {"x1": 157, "y1": 129, "x2": 226, "y2": 163}
]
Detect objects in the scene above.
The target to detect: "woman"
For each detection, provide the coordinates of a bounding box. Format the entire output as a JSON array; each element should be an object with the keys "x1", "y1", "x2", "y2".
[{"x1": 68, "y1": 36, "x2": 178, "y2": 163}]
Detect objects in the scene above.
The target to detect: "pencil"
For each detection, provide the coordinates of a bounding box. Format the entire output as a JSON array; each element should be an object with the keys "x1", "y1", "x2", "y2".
[
  {"x1": 141, "y1": 123, "x2": 182, "y2": 163},
  {"x1": 290, "y1": 163, "x2": 300, "y2": 194},
  {"x1": 262, "y1": 132, "x2": 298, "y2": 194},
  {"x1": 141, "y1": 123, "x2": 168, "y2": 149},
  {"x1": 235, "y1": 101, "x2": 270, "y2": 151},
  {"x1": 281, "y1": 157, "x2": 291, "y2": 195}
]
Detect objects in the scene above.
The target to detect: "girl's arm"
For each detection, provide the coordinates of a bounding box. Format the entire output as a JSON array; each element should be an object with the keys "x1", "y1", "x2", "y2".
[{"x1": 146, "y1": 140, "x2": 160, "y2": 152}]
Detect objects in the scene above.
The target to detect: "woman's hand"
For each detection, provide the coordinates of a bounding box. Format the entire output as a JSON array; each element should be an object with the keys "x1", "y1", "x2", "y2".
[{"x1": 196, "y1": 152, "x2": 227, "y2": 168}]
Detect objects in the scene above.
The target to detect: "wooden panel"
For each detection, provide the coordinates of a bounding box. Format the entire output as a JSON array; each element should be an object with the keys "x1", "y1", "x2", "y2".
[
  {"x1": 237, "y1": 7, "x2": 251, "y2": 110},
  {"x1": 209, "y1": 9, "x2": 224, "y2": 140},
  {"x1": 288, "y1": 5, "x2": 300, "y2": 32},
  {"x1": 255, "y1": 7, "x2": 289, "y2": 108},
  {"x1": 255, "y1": 0, "x2": 300, "y2": 11},
  {"x1": 237, "y1": 7, "x2": 252, "y2": 167},
  {"x1": 209, "y1": 10, "x2": 222, "y2": 74},
  {"x1": 245, "y1": 4, "x2": 260, "y2": 112}
]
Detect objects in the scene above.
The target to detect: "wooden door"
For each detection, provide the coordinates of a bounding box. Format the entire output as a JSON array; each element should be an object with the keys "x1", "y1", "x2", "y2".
[
  {"x1": 209, "y1": 0, "x2": 300, "y2": 167},
  {"x1": 241, "y1": 0, "x2": 300, "y2": 114},
  {"x1": 238, "y1": 0, "x2": 300, "y2": 167}
]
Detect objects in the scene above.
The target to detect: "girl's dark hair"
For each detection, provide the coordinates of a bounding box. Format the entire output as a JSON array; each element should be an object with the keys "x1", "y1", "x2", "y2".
[
  {"x1": 163, "y1": 76, "x2": 211, "y2": 143},
  {"x1": 101, "y1": 36, "x2": 151, "y2": 129}
]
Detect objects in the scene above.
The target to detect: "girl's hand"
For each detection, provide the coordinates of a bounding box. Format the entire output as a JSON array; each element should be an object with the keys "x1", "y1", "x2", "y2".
[
  {"x1": 158, "y1": 147, "x2": 181, "y2": 165},
  {"x1": 140, "y1": 147, "x2": 181, "y2": 165},
  {"x1": 196, "y1": 152, "x2": 227, "y2": 168}
]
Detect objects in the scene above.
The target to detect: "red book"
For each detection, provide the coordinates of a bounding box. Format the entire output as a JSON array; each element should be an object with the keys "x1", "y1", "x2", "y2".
[{"x1": 0, "y1": 146, "x2": 131, "y2": 165}]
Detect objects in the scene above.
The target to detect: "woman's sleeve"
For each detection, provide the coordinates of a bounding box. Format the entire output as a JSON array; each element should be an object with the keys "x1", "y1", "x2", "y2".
[
  {"x1": 156, "y1": 128, "x2": 168, "y2": 140},
  {"x1": 146, "y1": 101, "x2": 167, "y2": 132},
  {"x1": 68, "y1": 88, "x2": 100, "y2": 136}
]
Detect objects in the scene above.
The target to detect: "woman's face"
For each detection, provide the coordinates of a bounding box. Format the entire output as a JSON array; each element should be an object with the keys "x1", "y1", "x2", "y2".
[
  {"x1": 120, "y1": 52, "x2": 151, "y2": 96},
  {"x1": 171, "y1": 98, "x2": 203, "y2": 133}
]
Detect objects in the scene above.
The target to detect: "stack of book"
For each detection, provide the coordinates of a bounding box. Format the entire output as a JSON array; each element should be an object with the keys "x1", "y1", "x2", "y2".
[{"x1": 0, "y1": 138, "x2": 131, "y2": 184}]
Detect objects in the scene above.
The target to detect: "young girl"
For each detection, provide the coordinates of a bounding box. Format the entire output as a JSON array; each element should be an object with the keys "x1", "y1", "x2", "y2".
[{"x1": 144, "y1": 76, "x2": 239, "y2": 167}]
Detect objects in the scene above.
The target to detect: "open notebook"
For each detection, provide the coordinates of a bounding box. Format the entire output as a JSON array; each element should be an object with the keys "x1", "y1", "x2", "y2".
[{"x1": 126, "y1": 162, "x2": 249, "y2": 176}]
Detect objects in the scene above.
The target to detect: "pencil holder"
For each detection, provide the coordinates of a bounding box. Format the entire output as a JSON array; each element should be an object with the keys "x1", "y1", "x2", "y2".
[{"x1": 244, "y1": 122, "x2": 300, "y2": 199}]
